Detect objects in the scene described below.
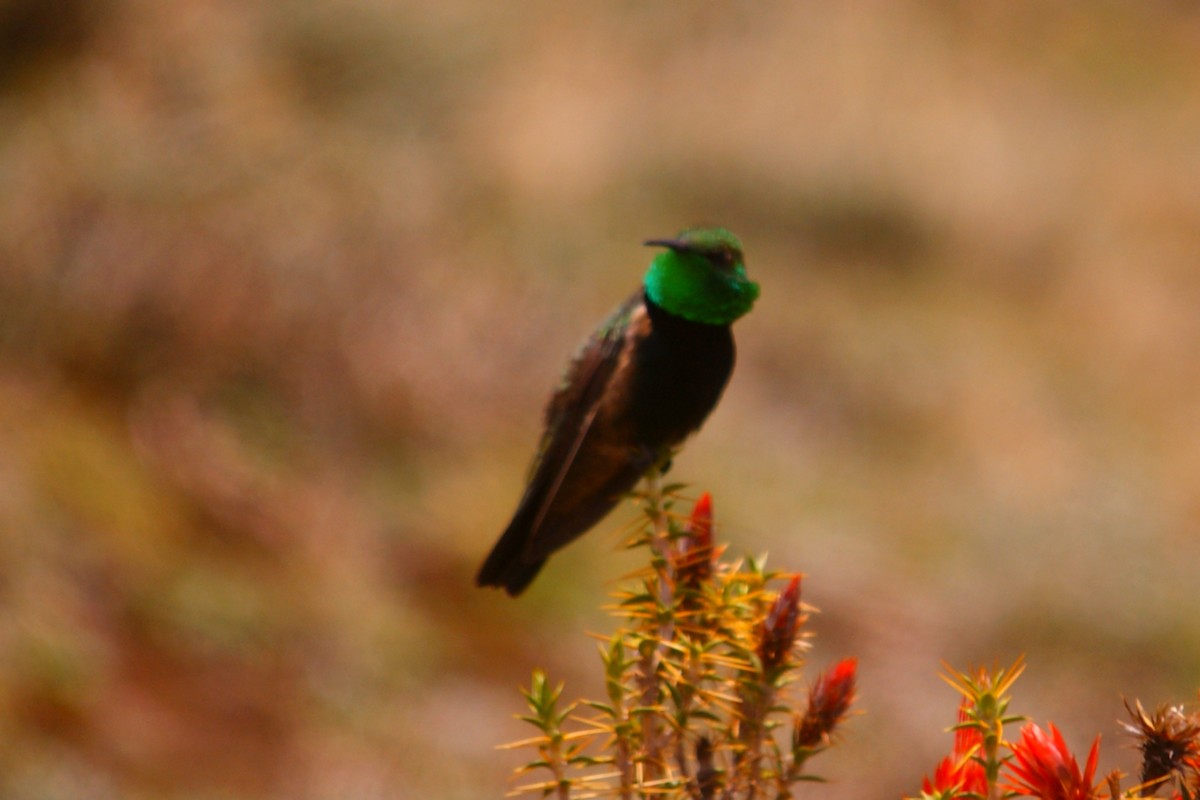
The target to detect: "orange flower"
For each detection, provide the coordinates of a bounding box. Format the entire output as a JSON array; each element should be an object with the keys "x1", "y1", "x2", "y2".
[{"x1": 1005, "y1": 722, "x2": 1101, "y2": 800}]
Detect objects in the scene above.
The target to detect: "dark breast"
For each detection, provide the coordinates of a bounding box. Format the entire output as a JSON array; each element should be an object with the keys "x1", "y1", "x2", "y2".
[{"x1": 627, "y1": 292, "x2": 736, "y2": 446}]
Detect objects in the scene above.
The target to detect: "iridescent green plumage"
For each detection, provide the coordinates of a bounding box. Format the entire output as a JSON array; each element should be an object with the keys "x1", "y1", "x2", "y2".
[
  {"x1": 477, "y1": 228, "x2": 759, "y2": 595},
  {"x1": 643, "y1": 228, "x2": 759, "y2": 324}
]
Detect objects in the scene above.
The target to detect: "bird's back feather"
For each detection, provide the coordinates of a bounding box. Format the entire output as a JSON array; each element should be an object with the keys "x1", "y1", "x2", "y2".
[{"x1": 476, "y1": 295, "x2": 642, "y2": 594}]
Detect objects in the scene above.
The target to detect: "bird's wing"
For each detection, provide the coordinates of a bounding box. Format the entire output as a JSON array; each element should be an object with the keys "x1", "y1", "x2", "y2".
[{"x1": 517, "y1": 294, "x2": 640, "y2": 552}]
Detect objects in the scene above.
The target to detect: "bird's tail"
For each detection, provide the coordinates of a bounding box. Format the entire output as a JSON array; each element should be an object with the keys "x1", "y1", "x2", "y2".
[{"x1": 475, "y1": 518, "x2": 546, "y2": 596}]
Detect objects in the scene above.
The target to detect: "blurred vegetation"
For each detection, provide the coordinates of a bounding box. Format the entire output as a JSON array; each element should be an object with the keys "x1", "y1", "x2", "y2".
[{"x1": 3, "y1": 1, "x2": 1200, "y2": 798}]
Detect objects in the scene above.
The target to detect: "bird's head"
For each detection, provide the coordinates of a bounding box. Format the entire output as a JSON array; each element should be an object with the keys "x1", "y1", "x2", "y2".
[{"x1": 642, "y1": 227, "x2": 760, "y2": 325}]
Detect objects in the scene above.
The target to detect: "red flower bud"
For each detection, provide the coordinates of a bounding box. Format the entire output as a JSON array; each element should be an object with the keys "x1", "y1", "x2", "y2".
[
  {"x1": 758, "y1": 576, "x2": 802, "y2": 670},
  {"x1": 688, "y1": 492, "x2": 713, "y2": 542},
  {"x1": 675, "y1": 492, "x2": 715, "y2": 590},
  {"x1": 794, "y1": 657, "x2": 857, "y2": 750}
]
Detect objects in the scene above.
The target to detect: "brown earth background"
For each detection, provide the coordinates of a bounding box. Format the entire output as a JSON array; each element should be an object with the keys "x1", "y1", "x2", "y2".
[{"x1": 3, "y1": 2, "x2": 1200, "y2": 798}]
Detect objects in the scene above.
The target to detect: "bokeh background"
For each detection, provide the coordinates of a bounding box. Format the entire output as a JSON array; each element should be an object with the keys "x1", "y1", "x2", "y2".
[{"x1": 4, "y1": 1, "x2": 1200, "y2": 797}]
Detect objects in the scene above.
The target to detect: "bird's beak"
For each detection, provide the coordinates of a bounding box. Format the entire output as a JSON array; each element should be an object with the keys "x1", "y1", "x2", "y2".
[{"x1": 643, "y1": 237, "x2": 689, "y2": 252}]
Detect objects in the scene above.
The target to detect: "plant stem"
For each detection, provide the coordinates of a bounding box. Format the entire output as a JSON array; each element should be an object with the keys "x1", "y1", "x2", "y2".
[{"x1": 638, "y1": 468, "x2": 679, "y2": 787}]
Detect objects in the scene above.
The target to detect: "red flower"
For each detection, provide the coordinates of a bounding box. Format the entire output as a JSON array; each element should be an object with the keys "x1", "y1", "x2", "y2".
[
  {"x1": 1005, "y1": 722, "x2": 1101, "y2": 800},
  {"x1": 921, "y1": 700, "x2": 986, "y2": 798},
  {"x1": 794, "y1": 657, "x2": 857, "y2": 750}
]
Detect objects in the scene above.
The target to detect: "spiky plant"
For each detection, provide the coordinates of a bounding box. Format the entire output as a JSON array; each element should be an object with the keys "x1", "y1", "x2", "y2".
[{"x1": 503, "y1": 481, "x2": 857, "y2": 799}]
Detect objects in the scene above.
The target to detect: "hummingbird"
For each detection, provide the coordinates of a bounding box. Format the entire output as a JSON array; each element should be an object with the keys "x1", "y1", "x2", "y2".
[{"x1": 476, "y1": 227, "x2": 760, "y2": 596}]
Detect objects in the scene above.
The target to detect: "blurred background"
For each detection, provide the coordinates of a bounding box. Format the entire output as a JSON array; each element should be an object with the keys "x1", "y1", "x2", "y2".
[{"x1": 3, "y1": 0, "x2": 1200, "y2": 797}]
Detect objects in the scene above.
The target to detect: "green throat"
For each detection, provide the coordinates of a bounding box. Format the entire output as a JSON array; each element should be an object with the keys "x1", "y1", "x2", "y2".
[{"x1": 642, "y1": 227, "x2": 760, "y2": 326}]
